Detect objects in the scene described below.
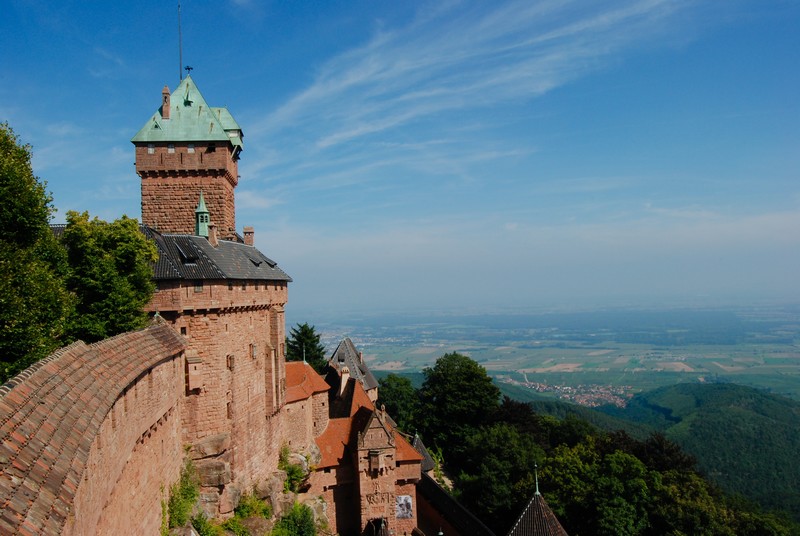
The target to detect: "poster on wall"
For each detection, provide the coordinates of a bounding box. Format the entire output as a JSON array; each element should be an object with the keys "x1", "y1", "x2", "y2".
[{"x1": 396, "y1": 495, "x2": 413, "y2": 519}]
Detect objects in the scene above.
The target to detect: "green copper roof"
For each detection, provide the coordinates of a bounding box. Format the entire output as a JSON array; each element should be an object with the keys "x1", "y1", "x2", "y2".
[{"x1": 131, "y1": 75, "x2": 243, "y2": 150}]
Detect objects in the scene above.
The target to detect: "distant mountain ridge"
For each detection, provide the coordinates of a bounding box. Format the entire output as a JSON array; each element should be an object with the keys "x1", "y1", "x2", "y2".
[{"x1": 598, "y1": 382, "x2": 800, "y2": 520}]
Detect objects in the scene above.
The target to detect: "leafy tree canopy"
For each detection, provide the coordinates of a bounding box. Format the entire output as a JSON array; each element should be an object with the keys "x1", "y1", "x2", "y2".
[
  {"x1": 62, "y1": 210, "x2": 157, "y2": 343},
  {"x1": 377, "y1": 374, "x2": 419, "y2": 433},
  {"x1": 285, "y1": 323, "x2": 327, "y2": 374},
  {"x1": 0, "y1": 123, "x2": 73, "y2": 382},
  {"x1": 418, "y1": 352, "x2": 500, "y2": 465}
]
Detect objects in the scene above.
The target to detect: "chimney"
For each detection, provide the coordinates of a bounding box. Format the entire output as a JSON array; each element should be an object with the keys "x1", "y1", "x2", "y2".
[
  {"x1": 208, "y1": 223, "x2": 219, "y2": 247},
  {"x1": 358, "y1": 351, "x2": 364, "y2": 364},
  {"x1": 339, "y1": 366, "x2": 350, "y2": 397},
  {"x1": 161, "y1": 85, "x2": 171, "y2": 120},
  {"x1": 243, "y1": 226, "x2": 254, "y2": 246}
]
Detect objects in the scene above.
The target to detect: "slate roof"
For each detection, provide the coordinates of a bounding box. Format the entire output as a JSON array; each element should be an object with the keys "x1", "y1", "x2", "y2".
[
  {"x1": 507, "y1": 490, "x2": 568, "y2": 536},
  {"x1": 285, "y1": 362, "x2": 330, "y2": 404},
  {"x1": 144, "y1": 227, "x2": 292, "y2": 282},
  {"x1": 131, "y1": 75, "x2": 243, "y2": 151},
  {"x1": 411, "y1": 433, "x2": 436, "y2": 473},
  {"x1": 51, "y1": 225, "x2": 291, "y2": 283},
  {"x1": 329, "y1": 338, "x2": 378, "y2": 391},
  {"x1": 0, "y1": 321, "x2": 185, "y2": 535}
]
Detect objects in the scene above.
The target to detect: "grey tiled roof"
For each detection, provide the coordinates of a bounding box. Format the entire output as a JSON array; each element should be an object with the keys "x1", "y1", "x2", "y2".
[
  {"x1": 145, "y1": 227, "x2": 291, "y2": 282},
  {"x1": 329, "y1": 338, "x2": 378, "y2": 391},
  {"x1": 507, "y1": 491, "x2": 569, "y2": 536},
  {"x1": 51, "y1": 225, "x2": 291, "y2": 283},
  {"x1": 411, "y1": 433, "x2": 436, "y2": 473}
]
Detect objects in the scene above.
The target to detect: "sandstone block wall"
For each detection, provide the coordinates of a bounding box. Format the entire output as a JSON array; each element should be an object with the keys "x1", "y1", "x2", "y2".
[
  {"x1": 151, "y1": 281, "x2": 288, "y2": 512},
  {"x1": 141, "y1": 176, "x2": 236, "y2": 238},
  {"x1": 136, "y1": 143, "x2": 238, "y2": 239}
]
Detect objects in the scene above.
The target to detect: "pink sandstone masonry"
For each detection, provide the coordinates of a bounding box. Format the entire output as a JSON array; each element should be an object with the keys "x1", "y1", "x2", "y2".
[
  {"x1": 148, "y1": 279, "x2": 288, "y2": 514},
  {"x1": 0, "y1": 322, "x2": 185, "y2": 535},
  {"x1": 136, "y1": 143, "x2": 238, "y2": 239}
]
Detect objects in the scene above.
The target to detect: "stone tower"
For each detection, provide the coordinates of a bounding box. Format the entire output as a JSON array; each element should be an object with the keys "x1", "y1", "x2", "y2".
[{"x1": 132, "y1": 76, "x2": 242, "y2": 240}]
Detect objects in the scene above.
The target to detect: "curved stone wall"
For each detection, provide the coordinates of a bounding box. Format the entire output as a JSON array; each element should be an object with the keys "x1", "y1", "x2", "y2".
[{"x1": 0, "y1": 322, "x2": 185, "y2": 535}]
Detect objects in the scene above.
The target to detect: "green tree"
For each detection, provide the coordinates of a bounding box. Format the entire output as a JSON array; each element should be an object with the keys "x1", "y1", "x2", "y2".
[
  {"x1": 285, "y1": 323, "x2": 327, "y2": 374},
  {"x1": 418, "y1": 352, "x2": 500, "y2": 467},
  {"x1": 377, "y1": 374, "x2": 419, "y2": 432},
  {"x1": 456, "y1": 423, "x2": 544, "y2": 534},
  {"x1": 62, "y1": 211, "x2": 157, "y2": 342},
  {"x1": 0, "y1": 123, "x2": 74, "y2": 382}
]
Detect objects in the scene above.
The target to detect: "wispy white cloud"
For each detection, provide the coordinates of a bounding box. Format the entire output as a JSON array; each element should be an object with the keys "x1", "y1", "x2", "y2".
[{"x1": 240, "y1": 0, "x2": 701, "y2": 217}]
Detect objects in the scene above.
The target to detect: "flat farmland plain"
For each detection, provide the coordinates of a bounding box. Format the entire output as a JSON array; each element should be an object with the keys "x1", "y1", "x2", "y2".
[{"x1": 307, "y1": 305, "x2": 800, "y2": 402}]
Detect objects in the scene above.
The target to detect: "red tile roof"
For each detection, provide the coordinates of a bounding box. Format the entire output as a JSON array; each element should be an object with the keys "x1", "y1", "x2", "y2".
[
  {"x1": 314, "y1": 378, "x2": 421, "y2": 467},
  {"x1": 285, "y1": 362, "x2": 330, "y2": 404},
  {"x1": 0, "y1": 322, "x2": 185, "y2": 535}
]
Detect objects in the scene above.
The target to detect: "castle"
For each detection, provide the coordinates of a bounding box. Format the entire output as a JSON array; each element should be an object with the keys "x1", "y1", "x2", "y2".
[{"x1": 0, "y1": 76, "x2": 507, "y2": 535}]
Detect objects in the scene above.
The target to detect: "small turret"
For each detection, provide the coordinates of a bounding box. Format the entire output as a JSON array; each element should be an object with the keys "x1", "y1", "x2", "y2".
[{"x1": 195, "y1": 191, "x2": 210, "y2": 237}]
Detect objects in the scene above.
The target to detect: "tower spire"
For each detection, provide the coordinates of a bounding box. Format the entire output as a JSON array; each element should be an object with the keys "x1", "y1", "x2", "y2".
[{"x1": 535, "y1": 462, "x2": 540, "y2": 495}]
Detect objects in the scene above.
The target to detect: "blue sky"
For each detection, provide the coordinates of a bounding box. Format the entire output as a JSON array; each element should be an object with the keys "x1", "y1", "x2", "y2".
[{"x1": 2, "y1": 0, "x2": 798, "y2": 315}]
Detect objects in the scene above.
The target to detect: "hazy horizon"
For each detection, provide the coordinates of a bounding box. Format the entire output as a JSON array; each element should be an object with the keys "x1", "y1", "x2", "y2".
[{"x1": 3, "y1": 1, "x2": 798, "y2": 313}]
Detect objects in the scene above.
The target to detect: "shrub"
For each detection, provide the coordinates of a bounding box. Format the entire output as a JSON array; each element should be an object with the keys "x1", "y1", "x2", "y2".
[
  {"x1": 169, "y1": 459, "x2": 199, "y2": 528},
  {"x1": 273, "y1": 502, "x2": 316, "y2": 536},
  {"x1": 191, "y1": 513, "x2": 224, "y2": 536},
  {"x1": 235, "y1": 492, "x2": 272, "y2": 519},
  {"x1": 279, "y1": 445, "x2": 307, "y2": 493}
]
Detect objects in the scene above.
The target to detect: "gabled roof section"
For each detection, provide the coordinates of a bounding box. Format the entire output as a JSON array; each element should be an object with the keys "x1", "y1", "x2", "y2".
[
  {"x1": 329, "y1": 338, "x2": 378, "y2": 391},
  {"x1": 131, "y1": 76, "x2": 243, "y2": 151},
  {"x1": 144, "y1": 227, "x2": 292, "y2": 282}
]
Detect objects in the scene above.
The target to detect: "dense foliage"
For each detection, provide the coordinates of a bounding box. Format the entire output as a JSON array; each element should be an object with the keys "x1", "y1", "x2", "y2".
[
  {"x1": 62, "y1": 210, "x2": 157, "y2": 342},
  {"x1": 285, "y1": 323, "x2": 327, "y2": 374},
  {"x1": 380, "y1": 353, "x2": 800, "y2": 535},
  {"x1": 377, "y1": 374, "x2": 419, "y2": 432},
  {"x1": 417, "y1": 352, "x2": 501, "y2": 467},
  {"x1": 0, "y1": 123, "x2": 74, "y2": 382},
  {"x1": 0, "y1": 123, "x2": 158, "y2": 382}
]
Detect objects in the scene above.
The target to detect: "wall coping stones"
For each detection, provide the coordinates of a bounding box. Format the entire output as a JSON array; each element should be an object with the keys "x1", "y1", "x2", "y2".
[{"x1": 0, "y1": 322, "x2": 185, "y2": 535}]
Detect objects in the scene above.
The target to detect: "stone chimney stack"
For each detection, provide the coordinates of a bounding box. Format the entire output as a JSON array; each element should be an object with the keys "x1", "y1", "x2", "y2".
[
  {"x1": 208, "y1": 223, "x2": 219, "y2": 247},
  {"x1": 243, "y1": 226, "x2": 254, "y2": 246},
  {"x1": 161, "y1": 85, "x2": 171, "y2": 120},
  {"x1": 339, "y1": 366, "x2": 350, "y2": 397}
]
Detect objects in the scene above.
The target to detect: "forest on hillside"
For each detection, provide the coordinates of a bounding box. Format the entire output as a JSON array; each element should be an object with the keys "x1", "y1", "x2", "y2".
[{"x1": 378, "y1": 353, "x2": 800, "y2": 535}]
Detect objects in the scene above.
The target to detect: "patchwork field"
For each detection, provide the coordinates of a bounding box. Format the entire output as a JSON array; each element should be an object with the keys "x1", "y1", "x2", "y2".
[{"x1": 306, "y1": 305, "x2": 800, "y2": 400}]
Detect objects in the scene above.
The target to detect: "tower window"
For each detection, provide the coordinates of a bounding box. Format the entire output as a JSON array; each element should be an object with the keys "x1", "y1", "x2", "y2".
[
  {"x1": 168, "y1": 144, "x2": 175, "y2": 154},
  {"x1": 147, "y1": 144, "x2": 155, "y2": 154},
  {"x1": 187, "y1": 144, "x2": 195, "y2": 154},
  {"x1": 194, "y1": 281, "x2": 203, "y2": 293}
]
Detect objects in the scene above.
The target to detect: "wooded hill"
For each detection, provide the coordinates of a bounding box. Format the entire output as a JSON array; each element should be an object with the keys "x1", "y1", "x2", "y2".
[{"x1": 597, "y1": 382, "x2": 800, "y2": 521}]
